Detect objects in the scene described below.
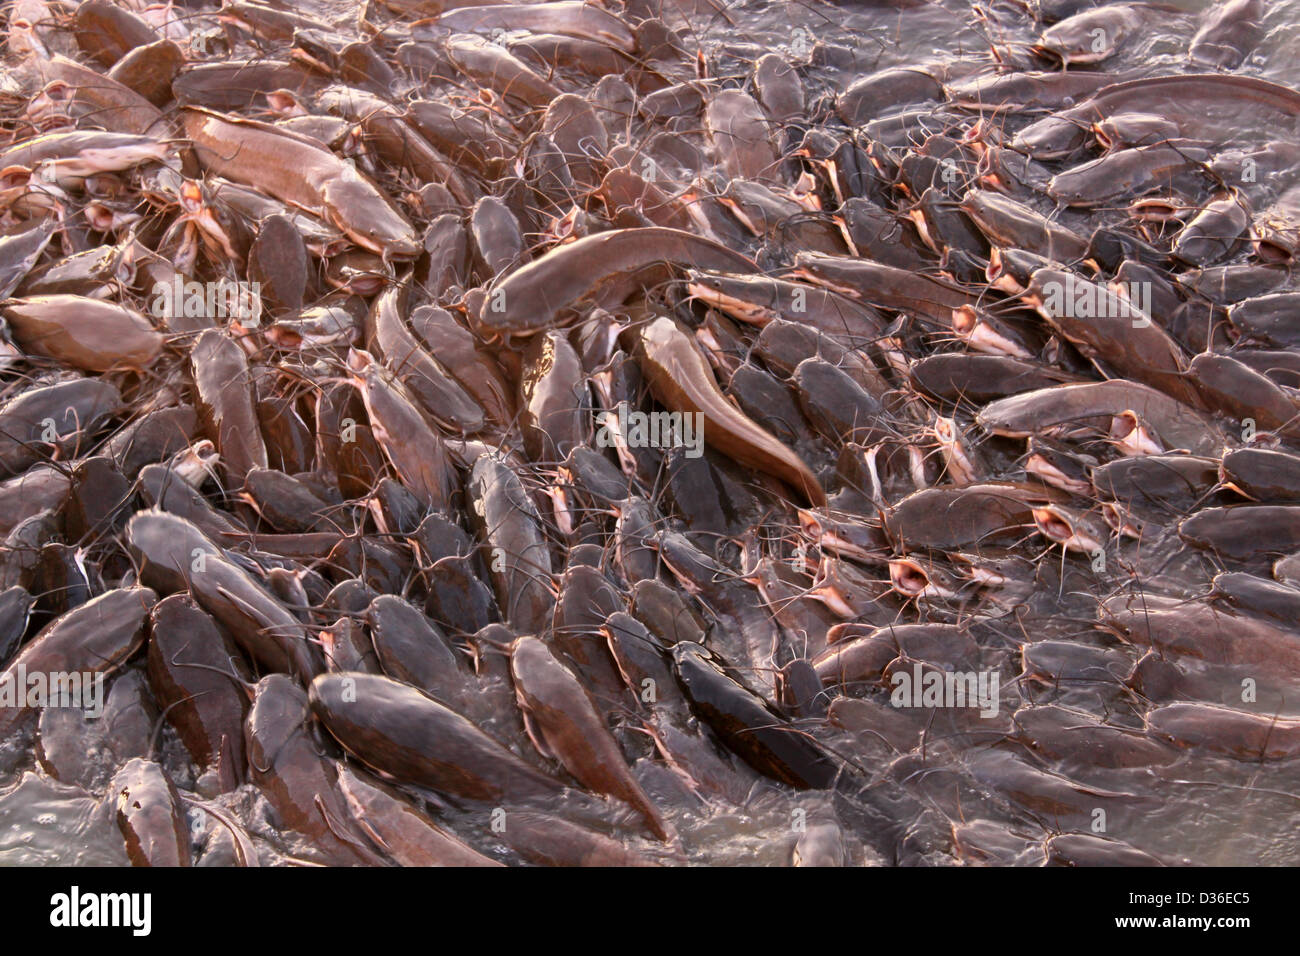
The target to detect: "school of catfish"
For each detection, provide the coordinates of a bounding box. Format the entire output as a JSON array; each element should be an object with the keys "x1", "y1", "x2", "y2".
[{"x1": 0, "y1": 0, "x2": 1297, "y2": 867}]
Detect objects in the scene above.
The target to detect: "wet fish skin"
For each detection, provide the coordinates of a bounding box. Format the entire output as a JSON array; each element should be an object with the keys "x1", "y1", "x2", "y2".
[
  {"x1": 479, "y1": 227, "x2": 755, "y2": 338},
  {"x1": 1026, "y1": 267, "x2": 1200, "y2": 407},
  {"x1": 1189, "y1": 0, "x2": 1265, "y2": 69},
  {"x1": 245, "y1": 675, "x2": 387, "y2": 866},
  {"x1": 1186, "y1": 352, "x2": 1300, "y2": 436},
  {"x1": 1044, "y1": 833, "x2": 1168, "y2": 867},
  {"x1": 309, "y1": 672, "x2": 564, "y2": 802},
  {"x1": 0, "y1": 221, "x2": 57, "y2": 301},
  {"x1": 631, "y1": 314, "x2": 826, "y2": 506},
  {"x1": 181, "y1": 107, "x2": 419, "y2": 259},
  {"x1": 0, "y1": 378, "x2": 123, "y2": 478},
  {"x1": 977, "y1": 380, "x2": 1225, "y2": 456},
  {"x1": 672, "y1": 642, "x2": 840, "y2": 791},
  {"x1": 0, "y1": 587, "x2": 157, "y2": 738},
  {"x1": 146, "y1": 595, "x2": 248, "y2": 786},
  {"x1": 111, "y1": 758, "x2": 192, "y2": 868},
  {"x1": 1210, "y1": 571, "x2": 1300, "y2": 624},
  {"x1": 1178, "y1": 505, "x2": 1300, "y2": 561},
  {"x1": 511, "y1": 636, "x2": 675, "y2": 841},
  {"x1": 189, "y1": 330, "x2": 269, "y2": 483},
  {"x1": 337, "y1": 764, "x2": 501, "y2": 867},
  {"x1": 1221, "y1": 447, "x2": 1300, "y2": 502},
  {"x1": 3, "y1": 295, "x2": 163, "y2": 372},
  {"x1": 349, "y1": 350, "x2": 456, "y2": 511},
  {"x1": 1146, "y1": 702, "x2": 1300, "y2": 761},
  {"x1": 126, "y1": 510, "x2": 323, "y2": 680},
  {"x1": 465, "y1": 454, "x2": 555, "y2": 636}
]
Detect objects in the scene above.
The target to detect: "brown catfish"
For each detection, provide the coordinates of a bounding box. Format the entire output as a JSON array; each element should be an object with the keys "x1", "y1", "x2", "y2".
[
  {"x1": 977, "y1": 380, "x2": 1224, "y2": 456},
  {"x1": 1044, "y1": 833, "x2": 1169, "y2": 867},
  {"x1": 190, "y1": 330, "x2": 269, "y2": 482},
  {"x1": 107, "y1": 38, "x2": 183, "y2": 106},
  {"x1": 181, "y1": 107, "x2": 418, "y2": 258},
  {"x1": 479, "y1": 227, "x2": 755, "y2": 337},
  {"x1": 309, "y1": 673, "x2": 563, "y2": 802},
  {"x1": 1025, "y1": 268, "x2": 1199, "y2": 407},
  {"x1": 493, "y1": 810, "x2": 658, "y2": 866},
  {"x1": 442, "y1": 35, "x2": 560, "y2": 109},
  {"x1": 885, "y1": 482, "x2": 1057, "y2": 550},
  {"x1": 0, "y1": 378, "x2": 122, "y2": 477},
  {"x1": 960, "y1": 191, "x2": 1090, "y2": 264},
  {"x1": 1189, "y1": 0, "x2": 1264, "y2": 69},
  {"x1": 465, "y1": 454, "x2": 555, "y2": 636},
  {"x1": 348, "y1": 350, "x2": 455, "y2": 511},
  {"x1": 1013, "y1": 704, "x2": 1177, "y2": 769},
  {"x1": 0, "y1": 466, "x2": 70, "y2": 537},
  {"x1": 1179, "y1": 505, "x2": 1300, "y2": 561},
  {"x1": 126, "y1": 511, "x2": 322, "y2": 680},
  {"x1": 368, "y1": 284, "x2": 484, "y2": 433},
  {"x1": 1014, "y1": 74, "x2": 1300, "y2": 160},
  {"x1": 408, "y1": 305, "x2": 515, "y2": 427},
  {"x1": 0, "y1": 587, "x2": 156, "y2": 738},
  {"x1": 1146, "y1": 702, "x2": 1300, "y2": 760},
  {"x1": 510, "y1": 636, "x2": 674, "y2": 842},
  {"x1": 1036, "y1": 4, "x2": 1162, "y2": 65},
  {"x1": 111, "y1": 758, "x2": 191, "y2": 867},
  {"x1": 2, "y1": 295, "x2": 162, "y2": 372},
  {"x1": 245, "y1": 675, "x2": 386, "y2": 866},
  {"x1": 73, "y1": 0, "x2": 156, "y2": 65},
  {"x1": 705, "y1": 89, "x2": 780, "y2": 181},
  {"x1": 1103, "y1": 597, "x2": 1300, "y2": 679},
  {"x1": 416, "y1": 2, "x2": 636, "y2": 52},
  {"x1": 966, "y1": 749, "x2": 1150, "y2": 818},
  {"x1": 812, "y1": 629, "x2": 898, "y2": 686},
  {"x1": 630, "y1": 315, "x2": 825, "y2": 505},
  {"x1": 337, "y1": 765, "x2": 501, "y2": 867},
  {"x1": 146, "y1": 594, "x2": 247, "y2": 784},
  {"x1": 315, "y1": 84, "x2": 474, "y2": 205},
  {"x1": 686, "y1": 271, "x2": 886, "y2": 342},
  {"x1": 30, "y1": 54, "x2": 164, "y2": 134},
  {"x1": 1187, "y1": 352, "x2": 1300, "y2": 435}
]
